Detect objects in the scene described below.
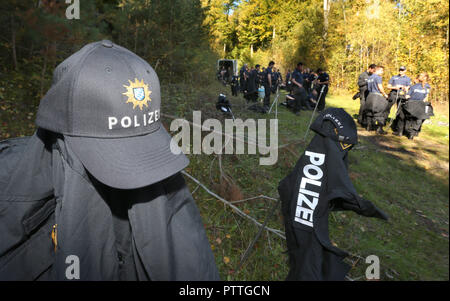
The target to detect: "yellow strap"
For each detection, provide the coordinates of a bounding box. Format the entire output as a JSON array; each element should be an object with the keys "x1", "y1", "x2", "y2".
[
  {"x1": 334, "y1": 128, "x2": 352, "y2": 150},
  {"x1": 51, "y1": 224, "x2": 58, "y2": 252}
]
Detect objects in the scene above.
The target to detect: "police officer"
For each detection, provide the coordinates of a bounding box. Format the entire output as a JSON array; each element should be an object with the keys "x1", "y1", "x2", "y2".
[
  {"x1": 230, "y1": 74, "x2": 239, "y2": 96},
  {"x1": 308, "y1": 70, "x2": 318, "y2": 90},
  {"x1": 356, "y1": 64, "x2": 377, "y2": 127},
  {"x1": 315, "y1": 68, "x2": 330, "y2": 111},
  {"x1": 272, "y1": 68, "x2": 280, "y2": 93},
  {"x1": 263, "y1": 61, "x2": 275, "y2": 112},
  {"x1": 366, "y1": 65, "x2": 389, "y2": 134},
  {"x1": 407, "y1": 73, "x2": 431, "y2": 102},
  {"x1": 291, "y1": 62, "x2": 311, "y2": 114},
  {"x1": 239, "y1": 64, "x2": 248, "y2": 93},
  {"x1": 246, "y1": 64, "x2": 260, "y2": 103},
  {"x1": 302, "y1": 68, "x2": 312, "y2": 95},
  {"x1": 303, "y1": 67, "x2": 310, "y2": 83},
  {"x1": 387, "y1": 66, "x2": 411, "y2": 108},
  {"x1": 276, "y1": 69, "x2": 283, "y2": 91},
  {"x1": 291, "y1": 63, "x2": 303, "y2": 87},
  {"x1": 257, "y1": 66, "x2": 263, "y2": 86},
  {"x1": 285, "y1": 69, "x2": 292, "y2": 92},
  {"x1": 392, "y1": 72, "x2": 431, "y2": 139}
]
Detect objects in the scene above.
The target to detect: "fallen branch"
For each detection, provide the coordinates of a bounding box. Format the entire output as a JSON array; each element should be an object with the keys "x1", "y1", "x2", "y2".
[
  {"x1": 230, "y1": 194, "x2": 278, "y2": 204},
  {"x1": 236, "y1": 199, "x2": 281, "y2": 273},
  {"x1": 181, "y1": 170, "x2": 286, "y2": 240}
]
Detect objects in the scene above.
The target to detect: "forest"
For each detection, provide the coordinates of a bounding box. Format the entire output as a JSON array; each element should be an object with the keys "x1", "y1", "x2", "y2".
[
  {"x1": 0, "y1": 0, "x2": 448, "y2": 103},
  {"x1": 202, "y1": 0, "x2": 449, "y2": 102}
]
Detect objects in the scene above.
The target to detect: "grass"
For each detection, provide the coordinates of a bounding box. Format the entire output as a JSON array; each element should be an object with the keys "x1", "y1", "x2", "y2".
[
  {"x1": 0, "y1": 78, "x2": 448, "y2": 281},
  {"x1": 160, "y1": 81, "x2": 449, "y2": 281}
]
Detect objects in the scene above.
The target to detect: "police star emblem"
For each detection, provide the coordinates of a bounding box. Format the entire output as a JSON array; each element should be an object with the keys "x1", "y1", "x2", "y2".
[{"x1": 122, "y1": 78, "x2": 152, "y2": 110}]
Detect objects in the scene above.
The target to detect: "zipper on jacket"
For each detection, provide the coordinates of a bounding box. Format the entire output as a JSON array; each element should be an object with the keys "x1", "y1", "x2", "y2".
[{"x1": 51, "y1": 224, "x2": 58, "y2": 252}]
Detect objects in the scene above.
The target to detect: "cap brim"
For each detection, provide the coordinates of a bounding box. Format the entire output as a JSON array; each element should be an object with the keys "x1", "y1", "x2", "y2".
[{"x1": 65, "y1": 125, "x2": 189, "y2": 189}]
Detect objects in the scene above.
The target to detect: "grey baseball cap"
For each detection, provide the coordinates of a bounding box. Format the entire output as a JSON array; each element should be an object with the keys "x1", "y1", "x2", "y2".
[{"x1": 36, "y1": 40, "x2": 188, "y2": 189}]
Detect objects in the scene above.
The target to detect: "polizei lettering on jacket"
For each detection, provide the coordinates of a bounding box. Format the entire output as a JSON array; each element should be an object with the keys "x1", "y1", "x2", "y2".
[
  {"x1": 107, "y1": 109, "x2": 160, "y2": 130},
  {"x1": 294, "y1": 151, "x2": 325, "y2": 228}
]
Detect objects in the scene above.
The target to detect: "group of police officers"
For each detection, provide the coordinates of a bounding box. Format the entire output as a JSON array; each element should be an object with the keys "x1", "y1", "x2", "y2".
[
  {"x1": 356, "y1": 64, "x2": 432, "y2": 139},
  {"x1": 236, "y1": 61, "x2": 283, "y2": 112},
  {"x1": 285, "y1": 62, "x2": 330, "y2": 115},
  {"x1": 233, "y1": 61, "x2": 330, "y2": 115},
  {"x1": 226, "y1": 61, "x2": 432, "y2": 140}
]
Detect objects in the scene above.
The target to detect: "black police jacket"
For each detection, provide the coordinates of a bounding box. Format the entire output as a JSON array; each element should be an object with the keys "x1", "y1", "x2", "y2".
[
  {"x1": 364, "y1": 93, "x2": 389, "y2": 116},
  {"x1": 0, "y1": 130, "x2": 220, "y2": 280},
  {"x1": 403, "y1": 100, "x2": 434, "y2": 120},
  {"x1": 247, "y1": 69, "x2": 259, "y2": 94},
  {"x1": 278, "y1": 108, "x2": 389, "y2": 281}
]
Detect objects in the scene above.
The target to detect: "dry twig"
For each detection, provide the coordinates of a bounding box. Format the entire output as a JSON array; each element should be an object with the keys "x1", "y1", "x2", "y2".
[{"x1": 181, "y1": 170, "x2": 286, "y2": 240}]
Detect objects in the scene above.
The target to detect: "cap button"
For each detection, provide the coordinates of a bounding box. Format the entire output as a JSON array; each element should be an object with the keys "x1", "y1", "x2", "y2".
[{"x1": 102, "y1": 40, "x2": 113, "y2": 48}]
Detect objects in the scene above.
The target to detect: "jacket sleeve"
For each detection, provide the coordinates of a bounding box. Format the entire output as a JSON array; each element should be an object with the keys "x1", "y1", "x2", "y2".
[
  {"x1": 325, "y1": 139, "x2": 389, "y2": 220},
  {"x1": 0, "y1": 134, "x2": 56, "y2": 280},
  {"x1": 129, "y1": 173, "x2": 221, "y2": 281}
]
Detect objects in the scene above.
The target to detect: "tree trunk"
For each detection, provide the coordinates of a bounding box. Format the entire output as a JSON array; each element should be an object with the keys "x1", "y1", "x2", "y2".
[
  {"x1": 396, "y1": 2, "x2": 401, "y2": 68},
  {"x1": 342, "y1": 0, "x2": 347, "y2": 88},
  {"x1": 321, "y1": 0, "x2": 331, "y2": 62},
  {"x1": 29, "y1": 41, "x2": 34, "y2": 58},
  {"x1": 11, "y1": 15, "x2": 18, "y2": 71}
]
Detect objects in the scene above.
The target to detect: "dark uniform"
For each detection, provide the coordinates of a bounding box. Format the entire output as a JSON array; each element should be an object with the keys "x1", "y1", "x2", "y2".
[
  {"x1": 239, "y1": 65, "x2": 247, "y2": 93},
  {"x1": 315, "y1": 72, "x2": 329, "y2": 111},
  {"x1": 365, "y1": 74, "x2": 389, "y2": 131},
  {"x1": 246, "y1": 68, "x2": 259, "y2": 102},
  {"x1": 290, "y1": 68, "x2": 311, "y2": 112},
  {"x1": 278, "y1": 108, "x2": 388, "y2": 280},
  {"x1": 357, "y1": 71, "x2": 371, "y2": 126},
  {"x1": 276, "y1": 71, "x2": 282, "y2": 91},
  {"x1": 302, "y1": 72, "x2": 311, "y2": 95},
  {"x1": 272, "y1": 71, "x2": 279, "y2": 93},
  {"x1": 285, "y1": 71, "x2": 292, "y2": 92},
  {"x1": 306, "y1": 72, "x2": 319, "y2": 102},
  {"x1": 263, "y1": 67, "x2": 273, "y2": 108},
  {"x1": 257, "y1": 69, "x2": 264, "y2": 86},
  {"x1": 291, "y1": 69, "x2": 303, "y2": 87},
  {"x1": 230, "y1": 75, "x2": 239, "y2": 96},
  {"x1": 0, "y1": 40, "x2": 220, "y2": 281},
  {"x1": 391, "y1": 83, "x2": 432, "y2": 139}
]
